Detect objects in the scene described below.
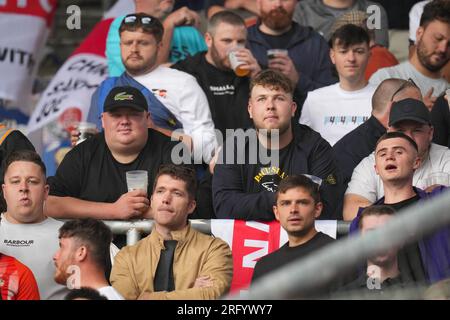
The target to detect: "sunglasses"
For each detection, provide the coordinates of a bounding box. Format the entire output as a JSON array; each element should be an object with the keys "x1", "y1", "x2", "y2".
[
  {"x1": 390, "y1": 78, "x2": 418, "y2": 101},
  {"x1": 302, "y1": 174, "x2": 323, "y2": 188},
  {"x1": 122, "y1": 15, "x2": 157, "y2": 27}
]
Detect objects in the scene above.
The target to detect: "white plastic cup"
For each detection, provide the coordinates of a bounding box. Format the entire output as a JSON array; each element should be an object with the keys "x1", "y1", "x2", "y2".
[
  {"x1": 126, "y1": 170, "x2": 148, "y2": 193},
  {"x1": 267, "y1": 48, "x2": 288, "y2": 60},
  {"x1": 76, "y1": 122, "x2": 97, "y2": 145},
  {"x1": 228, "y1": 48, "x2": 249, "y2": 77}
]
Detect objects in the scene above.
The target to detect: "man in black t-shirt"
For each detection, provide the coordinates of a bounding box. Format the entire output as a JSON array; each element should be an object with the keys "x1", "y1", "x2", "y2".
[
  {"x1": 46, "y1": 86, "x2": 187, "y2": 220},
  {"x1": 172, "y1": 11, "x2": 259, "y2": 139},
  {"x1": 351, "y1": 131, "x2": 450, "y2": 284},
  {"x1": 251, "y1": 175, "x2": 335, "y2": 297},
  {"x1": 212, "y1": 70, "x2": 343, "y2": 221}
]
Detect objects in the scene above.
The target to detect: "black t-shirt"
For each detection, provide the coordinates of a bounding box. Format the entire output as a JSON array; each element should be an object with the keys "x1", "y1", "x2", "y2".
[
  {"x1": 382, "y1": 194, "x2": 427, "y2": 284},
  {"x1": 172, "y1": 52, "x2": 253, "y2": 138},
  {"x1": 252, "y1": 232, "x2": 334, "y2": 283},
  {"x1": 48, "y1": 129, "x2": 179, "y2": 202},
  {"x1": 260, "y1": 25, "x2": 296, "y2": 50}
]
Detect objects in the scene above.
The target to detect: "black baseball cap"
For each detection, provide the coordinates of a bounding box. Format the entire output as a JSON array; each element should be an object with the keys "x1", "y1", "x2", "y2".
[
  {"x1": 103, "y1": 86, "x2": 148, "y2": 113},
  {"x1": 389, "y1": 98, "x2": 431, "y2": 127}
]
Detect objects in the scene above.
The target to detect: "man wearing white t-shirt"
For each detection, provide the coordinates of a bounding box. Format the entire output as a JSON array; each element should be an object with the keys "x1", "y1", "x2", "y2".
[
  {"x1": 370, "y1": 0, "x2": 449, "y2": 109},
  {"x1": 0, "y1": 150, "x2": 69, "y2": 300},
  {"x1": 299, "y1": 24, "x2": 375, "y2": 146},
  {"x1": 87, "y1": 13, "x2": 217, "y2": 164},
  {"x1": 344, "y1": 98, "x2": 450, "y2": 220},
  {"x1": 53, "y1": 219, "x2": 124, "y2": 300}
]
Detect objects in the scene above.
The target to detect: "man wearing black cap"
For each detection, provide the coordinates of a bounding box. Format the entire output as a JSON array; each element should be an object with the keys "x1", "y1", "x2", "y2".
[
  {"x1": 46, "y1": 86, "x2": 185, "y2": 220},
  {"x1": 344, "y1": 97, "x2": 450, "y2": 220}
]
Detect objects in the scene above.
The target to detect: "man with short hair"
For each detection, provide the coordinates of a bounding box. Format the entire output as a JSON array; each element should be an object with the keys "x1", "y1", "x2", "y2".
[
  {"x1": 53, "y1": 219, "x2": 124, "y2": 300},
  {"x1": 370, "y1": 0, "x2": 450, "y2": 108},
  {"x1": 350, "y1": 131, "x2": 450, "y2": 284},
  {"x1": 107, "y1": 0, "x2": 207, "y2": 72},
  {"x1": 110, "y1": 164, "x2": 233, "y2": 300},
  {"x1": 300, "y1": 24, "x2": 375, "y2": 146},
  {"x1": 213, "y1": 70, "x2": 342, "y2": 220},
  {"x1": 47, "y1": 86, "x2": 182, "y2": 220},
  {"x1": 344, "y1": 98, "x2": 450, "y2": 220},
  {"x1": 87, "y1": 13, "x2": 217, "y2": 164},
  {"x1": 342, "y1": 205, "x2": 405, "y2": 294},
  {"x1": 251, "y1": 175, "x2": 335, "y2": 287},
  {"x1": 172, "y1": 11, "x2": 259, "y2": 139},
  {"x1": 334, "y1": 78, "x2": 422, "y2": 218},
  {"x1": 247, "y1": 0, "x2": 337, "y2": 115},
  {"x1": 0, "y1": 150, "x2": 69, "y2": 300}
]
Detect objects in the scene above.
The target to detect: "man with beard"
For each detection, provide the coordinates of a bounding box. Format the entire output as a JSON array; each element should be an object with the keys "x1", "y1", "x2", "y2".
[
  {"x1": 86, "y1": 13, "x2": 217, "y2": 165},
  {"x1": 251, "y1": 175, "x2": 338, "y2": 297},
  {"x1": 172, "y1": 11, "x2": 259, "y2": 139},
  {"x1": 107, "y1": 0, "x2": 207, "y2": 74},
  {"x1": 370, "y1": 0, "x2": 450, "y2": 109},
  {"x1": 212, "y1": 70, "x2": 343, "y2": 220},
  {"x1": 246, "y1": 0, "x2": 337, "y2": 118},
  {"x1": 53, "y1": 219, "x2": 123, "y2": 300}
]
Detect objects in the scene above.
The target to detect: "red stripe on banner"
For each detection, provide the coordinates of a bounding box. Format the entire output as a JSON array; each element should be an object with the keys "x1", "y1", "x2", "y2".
[
  {"x1": 71, "y1": 18, "x2": 114, "y2": 57},
  {"x1": 230, "y1": 220, "x2": 282, "y2": 293},
  {"x1": 0, "y1": 0, "x2": 57, "y2": 27}
]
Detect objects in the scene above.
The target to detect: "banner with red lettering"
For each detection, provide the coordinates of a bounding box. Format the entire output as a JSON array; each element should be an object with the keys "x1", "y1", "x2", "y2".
[
  {"x1": 0, "y1": 0, "x2": 57, "y2": 114},
  {"x1": 211, "y1": 220, "x2": 337, "y2": 295}
]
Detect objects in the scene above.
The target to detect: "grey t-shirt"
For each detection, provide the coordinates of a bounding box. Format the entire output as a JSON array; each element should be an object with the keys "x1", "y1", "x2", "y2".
[
  {"x1": 369, "y1": 61, "x2": 449, "y2": 97},
  {"x1": 0, "y1": 215, "x2": 69, "y2": 300}
]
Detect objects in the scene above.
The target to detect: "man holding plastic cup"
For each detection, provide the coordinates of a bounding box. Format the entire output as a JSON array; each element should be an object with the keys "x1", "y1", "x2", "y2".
[{"x1": 45, "y1": 86, "x2": 186, "y2": 220}]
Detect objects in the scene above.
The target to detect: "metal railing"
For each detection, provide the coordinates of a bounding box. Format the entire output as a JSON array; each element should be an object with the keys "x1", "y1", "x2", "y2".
[
  {"x1": 235, "y1": 189, "x2": 450, "y2": 300},
  {"x1": 100, "y1": 219, "x2": 351, "y2": 246}
]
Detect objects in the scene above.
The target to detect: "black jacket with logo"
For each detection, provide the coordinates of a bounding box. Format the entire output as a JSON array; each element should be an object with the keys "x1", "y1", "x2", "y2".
[{"x1": 212, "y1": 124, "x2": 343, "y2": 220}]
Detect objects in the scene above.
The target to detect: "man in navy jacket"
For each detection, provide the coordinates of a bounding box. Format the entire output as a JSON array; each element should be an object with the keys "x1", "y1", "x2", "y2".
[
  {"x1": 212, "y1": 70, "x2": 343, "y2": 220},
  {"x1": 246, "y1": 0, "x2": 337, "y2": 119}
]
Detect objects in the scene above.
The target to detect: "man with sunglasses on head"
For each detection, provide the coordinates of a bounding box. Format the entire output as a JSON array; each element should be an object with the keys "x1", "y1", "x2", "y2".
[
  {"x1": 106, "y1": 0, "x2": 207, "y2": 73},
  {"x1": 369, "y1": 0, "x2": 450, "y2": 109},
  {"x1": 343, "y1": 97, "x2": 450, "y2": 221},
  {"x1": 86, "y1": 13, "x2": 217, "y2": 165}
]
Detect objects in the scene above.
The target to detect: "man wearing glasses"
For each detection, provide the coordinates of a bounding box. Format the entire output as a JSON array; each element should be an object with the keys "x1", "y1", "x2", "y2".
[
  {"x1": 86, "y1": 13, "x2": 218, "y2": 165},
  {"x1": 369, "y1": 0, "x2": 449, "y2": 109},
  {"x1": 343, "y1": 98, "x2": 450, "y2": 221}
]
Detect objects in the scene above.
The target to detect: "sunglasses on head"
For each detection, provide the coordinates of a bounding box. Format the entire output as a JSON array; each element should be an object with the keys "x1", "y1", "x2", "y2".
[
  {"x1": 391, "y1": 78, "x2": 418, "y2": 102},
  {"x1": 123, "y1": 15, "x2": 155, "y2": 26}
]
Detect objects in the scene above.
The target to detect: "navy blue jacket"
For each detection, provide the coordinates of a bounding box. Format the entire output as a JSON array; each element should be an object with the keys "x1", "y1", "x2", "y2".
[
  {"x1": 350, "y1": 187, "x2": 450, "y2": 284},
  {"x1": 333, "y1": 115, "x2": 386, "y2": 188},
  {"x1": 246, "y1": 22, "x2": 337, "y2": 95},
  {"x1": 87, "y1": 72, "x2": 182, "y2": 131},
  {"x1": 212, "y1": 124, "x2": 343, "y2": 221}
]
